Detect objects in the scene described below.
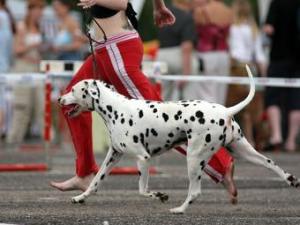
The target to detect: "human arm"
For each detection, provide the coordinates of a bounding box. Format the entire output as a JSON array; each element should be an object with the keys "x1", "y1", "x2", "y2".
[
  {"x1": 78, "y1": 0, "x2": 128, "y2": 10},
  {"x1": 152, "y1": 0, "x2": 175, "y2": 27},
  {"x1": 52, "y1": 18, "x2": 84, "y2": 52},
  {"x1": 263, "y1": 0, "x2": 278, "y2": 36}
]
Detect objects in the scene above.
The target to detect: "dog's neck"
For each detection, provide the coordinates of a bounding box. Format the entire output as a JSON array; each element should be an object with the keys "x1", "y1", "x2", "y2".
[{"x1": 93, "y1": 81, "x2": 133, "y2": 124}]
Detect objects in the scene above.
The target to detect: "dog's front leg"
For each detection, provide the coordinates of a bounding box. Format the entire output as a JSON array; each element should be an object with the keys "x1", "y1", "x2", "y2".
[
  {"x1": 71, "y1": 147, "x2": 123, "y2": 204},
  {"x1": 137, "y1": 159, "x2": 168, "y2": 203}
]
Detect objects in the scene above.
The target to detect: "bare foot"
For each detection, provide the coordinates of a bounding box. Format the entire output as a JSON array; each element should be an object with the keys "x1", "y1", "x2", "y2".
[
  {"x1": 50, "y1": 174, "x2": 95, "y2": 192},
  {"x1": 222, "y1": 162, "x2": 238, "y2": 204}
]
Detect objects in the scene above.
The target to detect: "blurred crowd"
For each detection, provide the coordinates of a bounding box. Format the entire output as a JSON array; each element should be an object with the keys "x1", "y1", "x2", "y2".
[
  {"x1": 157, "y1": 0, "x2": 300, "y2": 152},
  {"x1": 0, "y1": 0, "x2": 300, "y2": 152}
]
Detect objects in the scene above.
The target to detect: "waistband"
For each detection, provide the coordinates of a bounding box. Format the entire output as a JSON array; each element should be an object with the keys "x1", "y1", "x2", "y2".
[{"x1": 94, "y1": 31, "x2": 139, "y2": 50}]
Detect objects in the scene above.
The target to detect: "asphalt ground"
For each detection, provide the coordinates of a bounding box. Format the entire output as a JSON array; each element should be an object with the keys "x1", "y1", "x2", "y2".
[{"x1": 0, "y1": 148, "x2": 300, "y2": 225}]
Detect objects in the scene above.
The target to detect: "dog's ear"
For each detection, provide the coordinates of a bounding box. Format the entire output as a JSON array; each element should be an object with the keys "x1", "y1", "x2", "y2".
[{"x1": 87, "y1": 81, "x2": 99, "y2": 99}]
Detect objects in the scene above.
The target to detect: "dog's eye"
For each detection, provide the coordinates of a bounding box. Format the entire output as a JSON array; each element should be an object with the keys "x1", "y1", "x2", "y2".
[
  {"x1": 72, "y1": 89, "x2": 74, "y2": 92},
  {"x1": 81, "y1": 88, "x2": 85, "y2": 91}
]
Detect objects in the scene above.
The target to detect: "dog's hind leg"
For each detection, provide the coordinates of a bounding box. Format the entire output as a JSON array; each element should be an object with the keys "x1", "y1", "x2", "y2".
[
  {"x1": 137, "y1": 159, "x2": 169, "y2": 203},
  {"x1": 71, "y1": 147, "x2": 123, "y2": 204},
  {"x1": 229, "y1": 137, "x2": 299, "y2": 188}
]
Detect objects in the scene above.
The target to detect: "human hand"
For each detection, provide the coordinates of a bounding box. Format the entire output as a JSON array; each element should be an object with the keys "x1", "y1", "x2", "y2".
[
  {"x1": 77, "y1": 0, "x2": 97, "y2": 9},
  {"x1": 153, "y1": 5, "x2": 176, "y2": 27},
  {"x1": 263, "y1": 24, "x2": 274, "y2": 36}
]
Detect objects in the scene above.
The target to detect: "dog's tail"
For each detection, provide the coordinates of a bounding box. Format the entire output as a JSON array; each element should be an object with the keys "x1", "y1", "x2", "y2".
[{"x1": 226, "y1": 65, "x2": 255, "y2": 116}]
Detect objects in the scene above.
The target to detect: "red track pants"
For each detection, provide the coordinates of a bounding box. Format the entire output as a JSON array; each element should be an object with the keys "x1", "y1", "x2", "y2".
[{"x1": 62, "y1": 31, "x2": 233, "y2": 182}]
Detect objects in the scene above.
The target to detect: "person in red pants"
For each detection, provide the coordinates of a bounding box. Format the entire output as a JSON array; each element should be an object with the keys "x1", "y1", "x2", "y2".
[{"x1": 51, "y1": 0, "x2": 237, "y2": 204}]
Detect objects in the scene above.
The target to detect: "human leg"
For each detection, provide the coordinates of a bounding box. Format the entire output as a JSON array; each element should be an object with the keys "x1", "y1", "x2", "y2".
[{"x1": 51, "y1": 56, "x2": 102, "y2": 191}]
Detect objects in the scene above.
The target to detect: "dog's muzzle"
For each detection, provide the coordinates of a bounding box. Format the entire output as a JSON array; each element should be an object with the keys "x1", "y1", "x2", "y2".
[{"x1": 58, "y1": 97, "x2": 65, "y2": 106}]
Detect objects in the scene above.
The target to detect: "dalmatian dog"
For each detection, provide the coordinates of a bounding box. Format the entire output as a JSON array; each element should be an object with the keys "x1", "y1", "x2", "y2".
[{"x1": 58, "y1": 65, "x2": 299, "y2": 214}]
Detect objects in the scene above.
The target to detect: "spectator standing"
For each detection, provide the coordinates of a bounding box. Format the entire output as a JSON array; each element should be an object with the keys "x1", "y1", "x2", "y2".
[
  {"x1": 52, "y1": 0, "x2": 84, "y2": 60},
  {"x1": 157, "y1": 0, "x2": 198, "y2": 101},
  {"x1": 227, "y1": 0, "x2": 267, "y2": 146},
  {"x1": 6, "y1": 0, "x2": 45, "y2": 144},
  {"x1": 263, "y1": 0, "x2": 300, "y2": 152},
  {"x1": 193, "y1": 0, "x2": 232, "y2": 105},
  {"x1": 0, "y1": 0, "x2": 15, "y2": 140}
]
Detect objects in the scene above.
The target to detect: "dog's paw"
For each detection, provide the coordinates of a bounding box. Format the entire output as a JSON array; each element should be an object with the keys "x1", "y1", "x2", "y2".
[
  {"x1": 71, "y1": 195, "x2": 85, "y2": 204},
  {"x1": 169, "y1": 207, "x2": 185, "y2": 214},
  {"x1": 143, "y1": 191, "x2": 169, "y2": 203},
  {"x1": 154, "y1": 192, "x2": 169, "y2": 203},
  {"x1": 287, "y1": 175, "x2": 300, "y2": 188}
]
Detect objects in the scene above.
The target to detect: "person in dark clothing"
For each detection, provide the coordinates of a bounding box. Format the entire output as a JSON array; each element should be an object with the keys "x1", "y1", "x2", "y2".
[{"x1": 263, "y1": 0, "x2": 300, "y2": 152}]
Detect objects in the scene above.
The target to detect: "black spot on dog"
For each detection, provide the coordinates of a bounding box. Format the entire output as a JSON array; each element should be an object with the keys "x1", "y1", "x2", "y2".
[
  {"x1": 164, "y1": 144, "x2": 169, "y2": 148},
  {"x1": 139, "y1": 110, "x2": 144, "y2": 118},
  {"x1": 211, "y1": 147, "x2": 215, "y2": 151},
  {"x1": 219, "y1": 135, "x2": 224, "y2": 141},
  {"x1": 145, "y1": 128, "x2": 149, "y2": 137},
  {"x1": 188, "y1": 135, "x2": 192, "y2": 139},
  {"x1": 168, "y1": 132, "x2": 174, "y2": 138},
  {"x1": 133, "y1": 135, "x2": 139, "y2": 143},
  {"x1": 195, "y1": 111, "x2": 204, "y2": 118},
  {"x1": 232, "y1": 125, "x2": 234, "y2": 131},
  {"x1": 151, "y1": 129, "x2": 158, "y2": 136},
  {"x1": 200, "y1": 160, "x2": 206, "y2": 170},
  {"x1": 153, "y1": 147, "x2": 162, "y2": 154},
  {"x1": 96, "y1": 99, "x2": 99, "y2": 104},
  {"x1": 188, "y1": 201, "x2": 193, "y2": 205},
  {"x1": 199, "y1": 118, "x2": 205, "y2": 124},
  {"x1": 184, "y1": 119, "x2": 188, "y2": 124},
  {"x1": 198, "y1": 175, "x2": 201, "y2": 180},
  {"x1": 108, "y1": 114, "x2": 112, "y2": 119},
  {"x1": 267, "y1": 159, "x2": 272, "y2": 164},
  {"x1": 138, "y1": 171, "x2": 141, "y2": 176},
  {"x1": 150, "y1": 104, "x2": 155, "y2": 108},
  {"x1": 82, "y1": 95, "x2": 86, "y2": 99},
  {"x1": 129, "y1": 119, "x2": 133, "y2": 126},
  {"x1": 219, "y1": 119, "x2": 225, "y2": 126},
  {"x1": 190, "y1": 116, "x2": 195, "y2": 122},
  {"x1": 176, "y1": 127, "x2": 180, "y2": 130},
  {"x1": 125, "y1": 131, "x2": 129, "y2": 136},
  {"x1": 162, "y1": 113, "x2": 169, "y2": 122},
  {"x1": 140, "y1": 133, "x2": 145, "y2": 145},
  {"x1": 146, "y1": 100, "x2": 151, "y2": 104},
  {"x1": 205, "y1": 134, "x2": 211, "y2": 143},
  {"x1": 183, "y1": 104, "x2": 189, "y2": 107},
  {"x1": 177, "y1": 110, "x2": 182, "y2": 115},
  {"x1": 153, "y1": 108, "x2": 158, "y2": 113},
  {"x1": 211, "y1": 119, "x2": 215, "y2": 124},
  {"x1": 100, "y1": 174, "x2": 105, "y2": 180},
  {"x1": 121, "y1": 118, "x2": 125, "y2": 124},
  {"x1": 106, "y1": 105, "x2": 113, "y2": 112},
  {"x1": 174, "y1": 115, "x2": 179, "y2": 120},
  {"x1": 167, "y1": 140, "x2": 170, "y2": 144},
  {"x1": 223, "y1": 127, "x2": 227, "y2": 133}
]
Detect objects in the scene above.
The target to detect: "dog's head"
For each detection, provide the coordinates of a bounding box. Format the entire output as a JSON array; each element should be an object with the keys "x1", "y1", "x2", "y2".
[{"x1": 58, "y1": 79, "x2": 100, "y2": 118}]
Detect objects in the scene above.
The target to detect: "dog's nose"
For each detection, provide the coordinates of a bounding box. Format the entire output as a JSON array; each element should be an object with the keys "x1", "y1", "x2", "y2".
[{"x1": 58, "y1": 97, "x2": 65, "y2": 105}]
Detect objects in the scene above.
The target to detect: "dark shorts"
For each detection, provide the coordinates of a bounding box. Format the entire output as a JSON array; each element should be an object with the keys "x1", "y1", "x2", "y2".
[{"x1": 264, "y1": 61, "x2": 300, "y2": 111}]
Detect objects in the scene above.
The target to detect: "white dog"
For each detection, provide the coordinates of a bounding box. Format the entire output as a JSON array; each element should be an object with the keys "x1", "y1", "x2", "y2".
[{"x1": 58, "y1": 65, "x2": 299, "y2": 214}]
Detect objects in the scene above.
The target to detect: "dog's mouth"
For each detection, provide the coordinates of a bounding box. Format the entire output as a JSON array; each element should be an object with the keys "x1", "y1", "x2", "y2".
[{"x1": 67, "y1": 104, "x2": 81, "y2": 118}]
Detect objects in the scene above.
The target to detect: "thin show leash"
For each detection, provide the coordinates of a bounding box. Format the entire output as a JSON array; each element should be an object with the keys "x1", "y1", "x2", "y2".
[{"x1": 82, "y1": 8, "x2": 107, "y2": 79}]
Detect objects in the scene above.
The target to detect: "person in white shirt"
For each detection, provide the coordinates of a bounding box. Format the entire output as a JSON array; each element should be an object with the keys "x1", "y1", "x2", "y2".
[{"x1": 227, "y1": 0, "x2": 267, "y2": 147}]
